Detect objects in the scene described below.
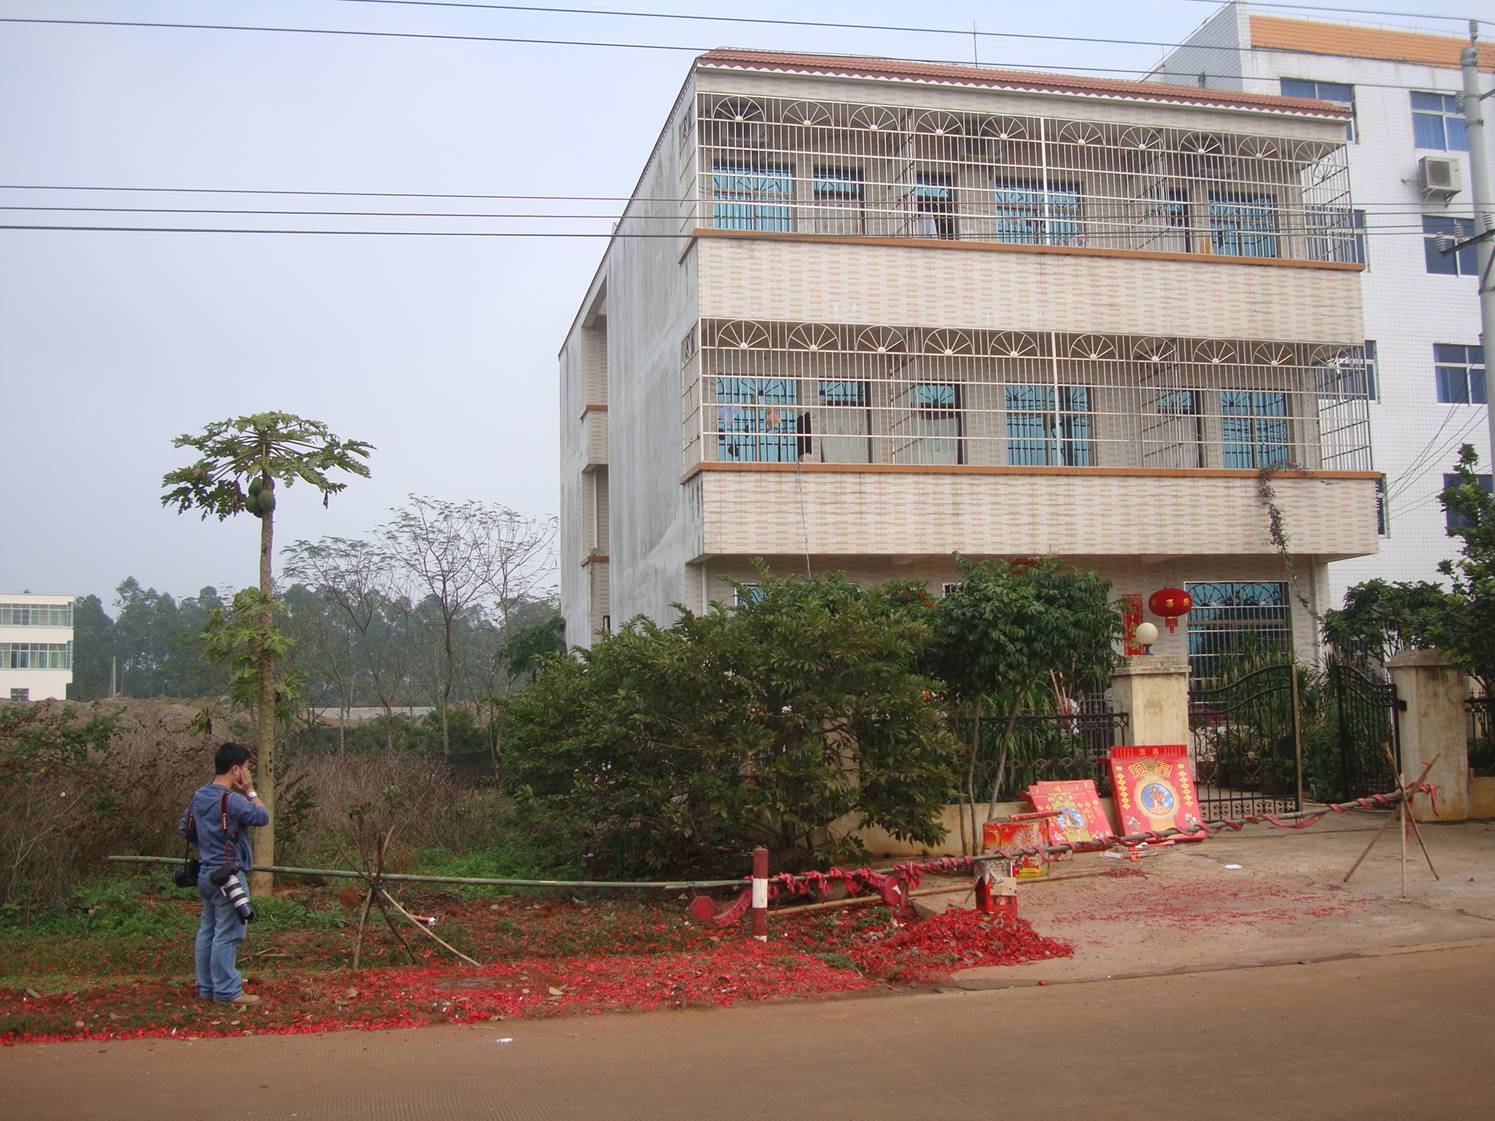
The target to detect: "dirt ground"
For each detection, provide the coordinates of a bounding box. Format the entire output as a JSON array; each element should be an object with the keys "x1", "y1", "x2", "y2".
[{"x1": 920, "y1": 812, "x2": 1495, "y2": 987}]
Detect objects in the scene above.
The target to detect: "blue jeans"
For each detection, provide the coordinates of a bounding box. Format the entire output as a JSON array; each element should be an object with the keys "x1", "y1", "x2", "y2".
[{"x1": 195, "y1": 869, "x2": 248, "y2": 1000}]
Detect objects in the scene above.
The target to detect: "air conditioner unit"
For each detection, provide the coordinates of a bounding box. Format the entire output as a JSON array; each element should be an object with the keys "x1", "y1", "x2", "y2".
[{"x1": 1419, "y1": 155, "x2": 1462, "y2": 200}]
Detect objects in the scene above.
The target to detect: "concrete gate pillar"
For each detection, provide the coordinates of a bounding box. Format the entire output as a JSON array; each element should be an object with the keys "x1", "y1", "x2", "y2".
[
  {"x1": 1109, "y1": 655, "x2": 1190, "y2": 747},
  {"x1": 1386, "y1": 649, "x2": 1469, "y2": 822}
]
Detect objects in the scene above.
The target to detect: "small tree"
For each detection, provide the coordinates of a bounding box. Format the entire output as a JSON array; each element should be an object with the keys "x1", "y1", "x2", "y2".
[
  {"x1": 162, "y1": 412, "x2": 372, "y2": 891},
  {"x1": 1322, "y1": 578, "x2": 1456, "y2": 667},
  {"x1": 929, "y1": 558, "x2": 1122, "y2": 853},
  {"x1": 1439, "y1": 444, "x2": 1495, "y2": 695}
]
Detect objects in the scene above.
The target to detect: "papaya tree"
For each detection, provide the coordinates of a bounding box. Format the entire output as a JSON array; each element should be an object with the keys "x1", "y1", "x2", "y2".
[{"x1": 161, "y1": 412, "x2": 373, "y2": 890}]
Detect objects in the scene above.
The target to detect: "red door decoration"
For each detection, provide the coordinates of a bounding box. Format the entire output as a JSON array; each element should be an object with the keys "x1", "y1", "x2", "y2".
[
  {"x1": 1026, "y1": 780, "x2": 1115, "y2": 846},
  {"x1": 1148, "y1": 586, "x2": 1193, "y2": 632},
  {"x1": 1120, "y1": 593, "x2": 1145, "y2": 655}
]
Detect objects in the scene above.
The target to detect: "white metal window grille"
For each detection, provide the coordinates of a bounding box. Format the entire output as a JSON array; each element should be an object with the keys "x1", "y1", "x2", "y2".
[
  {"x1": 1208, "y1": 193, "x2": 1279, "y2": 259},
  {"x1": 1185, "y1": 581, "x2": 1291, "y2": 682},
  {"x1": 714, "y1": 375, "x2": 800, "y2": 462},
  {"x1": 689, "y1": 93, "x2": 1353, "y2": 260},
  {"x1": 1411, "y1": 92, "x2": 1468, "y2": 152},
  {"x1": 9, "y1": 689, "x2": 28, "y2": 702},
  {"x1": 1005, "y1": 384, "x2": 1092, "y2": 465},
  {"x1": 685, "y1": 320, "x2": 1371, "y2": 473}
]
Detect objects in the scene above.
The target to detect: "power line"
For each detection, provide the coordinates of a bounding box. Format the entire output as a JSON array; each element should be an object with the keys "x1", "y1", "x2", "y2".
[
  {"x1": 1169, "y1": 0, "x2": 1476, "y2": 24},
  {"x1": 2, "y1": 16, "x2": 1486, "y2": 95},
  {"x1": 294, "y1": 0, "x2": 1478, "y2": 56},
  {"x1": 0, "y1": 205, "x2": 1458, "y2": 230},
  {"x1": 0, "y1": 184, "x2": 1476, "y2": 211}
]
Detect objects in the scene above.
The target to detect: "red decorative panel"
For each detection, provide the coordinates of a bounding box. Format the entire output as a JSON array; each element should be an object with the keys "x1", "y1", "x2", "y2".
[{"x1": 1108, "y1": 745, "x2": 1204, "y2": 837}]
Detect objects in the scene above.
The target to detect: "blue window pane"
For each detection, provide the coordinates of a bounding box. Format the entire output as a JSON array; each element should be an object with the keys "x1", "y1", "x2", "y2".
[
  {"x1": 915, "y1": 179, "x2": 951, "y2": 200},
  {"x1": 1281, "y1": 78, "x2": 1317, "y2": 99},
  {"x1": 814, "y1": 170, "x2": 861, "y2": 198},
  {"x1": 1436, "y1": 367, "x2": 1469, "y2": 403},
  {"x1": 1434, "y1": 343, "x2": 1467, "y2": 363},
  {"x1": 1412, "y1": 112, "x2": 1447, "y2": 149},
  {"x1": 1474, "y1": 369, "x2": 1488, "y2": 405},
  {"x1": 1447, "y1": 115, "x2": 1469, "y2": 151},
  {"x1": 712, "y1": 164, "x2": 792, "y2": 232},
  {"x1": 1317, "y1": 81, "x2": 1353, "y2": 102}
]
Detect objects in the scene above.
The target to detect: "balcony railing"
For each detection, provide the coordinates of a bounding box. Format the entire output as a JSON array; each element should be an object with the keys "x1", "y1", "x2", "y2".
[
  {"x1": 681, "y1": 319, "x2": 1372, "y2": 473},
  {"x1": 682, "y1": 92, "x2": 1356, "y2": 263}
]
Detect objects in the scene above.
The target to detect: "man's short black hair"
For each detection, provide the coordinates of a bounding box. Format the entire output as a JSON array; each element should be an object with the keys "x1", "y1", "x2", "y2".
[{"x1": 214, "y1": 742, "x2": 252, "y2": 775}]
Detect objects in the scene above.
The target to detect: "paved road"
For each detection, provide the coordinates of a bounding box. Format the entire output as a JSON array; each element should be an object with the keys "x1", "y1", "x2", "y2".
[{"x1": 5, "y1": 943, "x2": 1494, "y2": 1121}]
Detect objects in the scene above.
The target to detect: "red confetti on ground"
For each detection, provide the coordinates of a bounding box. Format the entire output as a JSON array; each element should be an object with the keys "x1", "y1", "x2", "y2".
[{"x1": 0, "y1": 897, "x2": 1074, "y2": 1045}]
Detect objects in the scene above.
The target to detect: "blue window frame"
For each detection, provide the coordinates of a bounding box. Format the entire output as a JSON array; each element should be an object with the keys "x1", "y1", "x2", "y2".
[
  {"x1": 994, "y1": 180, "x2": 1081, "y2": 246},
  {"x1": 1443, "y1": 473, "x2": 1493, "y2": 530},
  {"x1": 1281, "y1": 78, "x2": 1357, "y2": 141},
  {"x1": 1209, "y1": 194, "x2": 1278, "y2": 258},
  {"x1": 1411, "y1": 91, "x2": 1468, "y2": 151},
  {"x1": 813, "y1": 168, "x2": 862, "y2": 201},
  {"x1": 1434, "y1": 344, "x2": 1486, "y2": 404},
  {"x1": 1423, "y1": 215, "x2": 1480, "y2": 276},
  {"x1": 1005, "y1": 384, "x2": 1092, "y2": 466},
  {"x1": 1220, "y1": 391, "x2": 1289, "y2": 468},
  {"x1": 715, "y1": 376, "x2": 799, "y2": 462},
  {"x1": 711, "y1": 164, "x2": 792, "y2": 231}
]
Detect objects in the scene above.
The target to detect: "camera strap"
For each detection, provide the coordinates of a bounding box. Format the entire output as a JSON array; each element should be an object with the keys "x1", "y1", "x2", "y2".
[{"x1": 220, "y1": 791, "x2": 238, "y2": 875}]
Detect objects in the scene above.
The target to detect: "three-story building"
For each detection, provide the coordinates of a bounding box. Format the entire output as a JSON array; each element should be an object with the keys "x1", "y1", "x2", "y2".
[{"x1": 559, "y1": 49, "x2": 1378, "y2": 677}]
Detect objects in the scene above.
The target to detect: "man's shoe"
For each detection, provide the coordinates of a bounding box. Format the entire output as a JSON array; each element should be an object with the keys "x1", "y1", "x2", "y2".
[{"x1": 223, "y1": 993, "x2": 261, "y2": 1006}]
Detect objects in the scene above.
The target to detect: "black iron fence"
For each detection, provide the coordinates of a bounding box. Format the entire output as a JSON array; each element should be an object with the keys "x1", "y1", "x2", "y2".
[
  {"x1": 1467, "y1": 697, "x2": 1495, "y2": 777},
  {"x1": 976, "y1": 702, "x2": 1129, "y2": 803}
]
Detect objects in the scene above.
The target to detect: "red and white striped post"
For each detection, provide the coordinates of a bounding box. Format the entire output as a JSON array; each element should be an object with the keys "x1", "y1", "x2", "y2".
[{"x1": 751, "y1": 846, "x2": 768, "y2": 942}]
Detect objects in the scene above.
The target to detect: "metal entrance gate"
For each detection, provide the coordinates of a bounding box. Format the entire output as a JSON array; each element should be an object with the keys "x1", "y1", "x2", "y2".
[
  {"x1": 1188, "y1": 660, "x2": 1403, "y2": 820},
  {"x1": 1321, "y1": 660, "x2": 1402, "y2": 801},
  {"x1": 1188, "y1": 663, "x2": 1301, "y2": 820}
]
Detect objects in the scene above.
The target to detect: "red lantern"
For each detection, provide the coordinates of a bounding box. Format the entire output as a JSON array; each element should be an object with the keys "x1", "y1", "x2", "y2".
[{"x1": 1147, "y1": 586, "x2": 1193, "y2": 633}]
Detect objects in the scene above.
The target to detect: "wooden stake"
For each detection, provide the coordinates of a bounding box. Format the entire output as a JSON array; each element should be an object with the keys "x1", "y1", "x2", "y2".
[
  {"x1": 351, "y1": 887, "x2": 375, "y2": 970},
  {"x1": 1342, "y1": 809, "x2": 1399, "y2": 884}
]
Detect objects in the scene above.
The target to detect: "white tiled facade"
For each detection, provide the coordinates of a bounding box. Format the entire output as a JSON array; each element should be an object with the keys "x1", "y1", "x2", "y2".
[
  {"x1": 559, "y1": 49, "x2": 1379, "y2": 675},
  {"x1": 1156, "y1": 9, "x2": 1494, "y2": 605},
  {"x1": 0, "y1": 593, "x2": 75, "y2": 701}
]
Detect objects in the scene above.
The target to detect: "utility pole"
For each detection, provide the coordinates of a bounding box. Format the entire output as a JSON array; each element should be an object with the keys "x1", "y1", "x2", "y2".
[{"x1": 1460, "y1": 22, "x2": 1495, "y2": 471}]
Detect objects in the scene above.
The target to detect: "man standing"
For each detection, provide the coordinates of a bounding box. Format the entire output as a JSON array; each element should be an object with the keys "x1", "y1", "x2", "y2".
[{"x1": 180, "y1": 742, "x2": 270, "y2": 1006}]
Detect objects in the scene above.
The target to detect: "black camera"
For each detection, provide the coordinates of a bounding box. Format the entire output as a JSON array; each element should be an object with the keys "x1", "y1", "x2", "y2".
[
  {"x1": 209, "y1": 867, "x2": 257, "y2": 922},
  {"x1": 172, "y1": 857, "x2": 201, "y2": 889}
]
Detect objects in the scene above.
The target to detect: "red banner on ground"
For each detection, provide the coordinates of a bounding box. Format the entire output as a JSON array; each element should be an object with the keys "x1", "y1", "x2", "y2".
[
  {"x1": 1108, "y1": 745, "x2": 1205, "y2": 837},
  {"x1": 1026, "y1": 780, "x2": 1115, "y2": 846}
]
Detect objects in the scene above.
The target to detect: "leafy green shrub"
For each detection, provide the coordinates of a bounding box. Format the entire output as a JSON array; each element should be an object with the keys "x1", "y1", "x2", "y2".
[{"x1": 502, "y1": 572, "x2": 959, "y2": 878}]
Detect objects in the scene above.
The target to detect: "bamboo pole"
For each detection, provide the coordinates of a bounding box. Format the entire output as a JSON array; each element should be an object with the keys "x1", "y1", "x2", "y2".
[
  {"x1": 380, "y1": 889, "x2": 481, "y2": 967},
  {"x1": 106, "y1": 856, "x2": 742, "y2": 891}
]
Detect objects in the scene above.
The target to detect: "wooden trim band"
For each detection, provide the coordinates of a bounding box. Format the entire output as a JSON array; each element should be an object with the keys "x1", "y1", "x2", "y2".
[{"x1": 681, "y1": 462, "x2": 1380, "y2": 484}]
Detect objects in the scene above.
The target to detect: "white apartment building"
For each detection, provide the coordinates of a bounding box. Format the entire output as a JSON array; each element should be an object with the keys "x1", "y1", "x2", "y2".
[
  {"x1": 1155, "y1": 9, "x2": 1495, "y2": 604},
  {"x1": 0, "y1": 593, "x2": 75, "y2": 701},
  {"x1": 559, "y1": 49, "x2": 1379, "y2": 678}
]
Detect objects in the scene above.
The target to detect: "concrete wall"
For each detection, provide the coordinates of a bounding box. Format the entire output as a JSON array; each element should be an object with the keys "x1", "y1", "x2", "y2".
[
  {"x1": 1150, "y1": 3, "x2": 1249, "y2": 92},
  {"x1": 692, "y1": 468, "x2": 1377, "y2": 562},
  {"x1": 697, "y1": 237, "x2": 1363, "y2": 347}
]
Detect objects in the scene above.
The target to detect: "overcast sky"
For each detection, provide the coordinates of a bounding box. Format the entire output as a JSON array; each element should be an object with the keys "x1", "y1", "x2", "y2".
[{"x1": 0, "y1": 0, "x2": 1468, "y2": 606}]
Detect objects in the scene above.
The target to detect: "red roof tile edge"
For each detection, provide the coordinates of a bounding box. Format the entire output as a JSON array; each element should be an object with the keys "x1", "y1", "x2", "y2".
[{"x1": 696, "y1": 48, "x2": 1353, "y2": 118}]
